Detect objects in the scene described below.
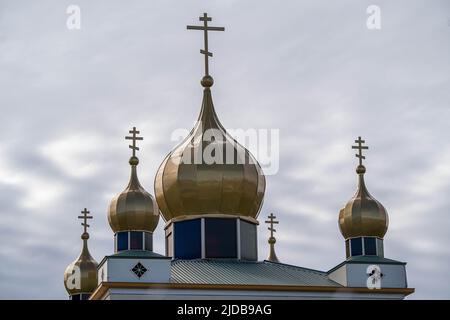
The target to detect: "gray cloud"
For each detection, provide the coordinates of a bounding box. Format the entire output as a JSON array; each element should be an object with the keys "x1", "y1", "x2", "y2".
[{"x1": 0, "y1": 0, "x2": 449, "y2": 299}]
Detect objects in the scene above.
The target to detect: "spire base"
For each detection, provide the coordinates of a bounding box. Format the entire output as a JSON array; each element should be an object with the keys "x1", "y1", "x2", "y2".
[{"x1": 267, "y1": 240, "x2": 279, "y2": 263}]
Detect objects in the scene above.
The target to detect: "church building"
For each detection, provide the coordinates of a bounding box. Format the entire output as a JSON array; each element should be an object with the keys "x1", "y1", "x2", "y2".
[{"x1": 63, "y1": 13, "x2": 414, "y2": 300}]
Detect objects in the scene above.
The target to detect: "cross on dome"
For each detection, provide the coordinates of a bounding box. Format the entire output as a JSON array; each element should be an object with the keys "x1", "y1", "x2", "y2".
[
  {"x1": 351, "y1": 136, "x2": 369, "y2": 167},
  {"x1": 125, "y1": 126, "x2": 143, "y2": 158},
  {"x1": 265, "y1": 213, "x2": 280, "y2": 263},
  {"x1": 187, "y1": 13, "x2": 225, "y2": 78},
  {"x1": 265, "y1": 213, "x2": 279, "y2": 239},
  {"x1": 78, "y1": 208, "x2": 93, "y2": 235}
]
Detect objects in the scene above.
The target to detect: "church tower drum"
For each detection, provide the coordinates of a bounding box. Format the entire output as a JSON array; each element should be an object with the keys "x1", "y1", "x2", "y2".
[{"x1": 338, "y1": 137, "x2": 388, "y2": 258}]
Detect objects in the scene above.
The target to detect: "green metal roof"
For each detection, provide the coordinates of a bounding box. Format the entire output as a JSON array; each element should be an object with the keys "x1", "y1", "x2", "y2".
[{"x1": 170, "y1": 259, "x2": 341, "y2": 287}]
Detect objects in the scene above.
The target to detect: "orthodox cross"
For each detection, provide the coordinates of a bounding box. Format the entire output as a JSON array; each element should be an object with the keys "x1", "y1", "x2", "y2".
[
  {"x1": 78, "y1": 208, "x2": 93, "y2": 234},
  {"x1": 352, "y1": 136, "x2": 369, "y2": 166},
  {"x1": 125, "y1": 126, "x2": 143, "y2": 157},
  {"x1": 265, "y1": 213, "x2": 279, "y2": 238},
  {"x1": 187, "y1": 13, "x2": 225, "y2": 76}
]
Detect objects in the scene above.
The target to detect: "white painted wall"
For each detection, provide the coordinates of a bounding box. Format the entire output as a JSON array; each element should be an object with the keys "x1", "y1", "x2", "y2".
[
  {"x1": 99, "y1": 258, "x2": 171, "y2": 284},
  {"x1": 346, "y1": 264, "x2": 407, "y2": 288}
]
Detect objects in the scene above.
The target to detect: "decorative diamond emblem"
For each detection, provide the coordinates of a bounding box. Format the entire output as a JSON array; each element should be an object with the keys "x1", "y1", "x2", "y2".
[{"x1": 131, "y1": 262, "x2": 147, "y2": 278}]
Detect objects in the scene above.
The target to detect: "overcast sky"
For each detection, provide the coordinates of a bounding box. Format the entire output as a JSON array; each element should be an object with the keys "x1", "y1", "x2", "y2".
[{"x1": 0, "y1": 0, "x2": 449, "y2": 299}]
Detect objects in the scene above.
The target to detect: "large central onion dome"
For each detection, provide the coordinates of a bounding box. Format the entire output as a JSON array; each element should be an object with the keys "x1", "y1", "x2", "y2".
[{"x1": 154, "y1": 76, "x2": 266, "y2": 222}]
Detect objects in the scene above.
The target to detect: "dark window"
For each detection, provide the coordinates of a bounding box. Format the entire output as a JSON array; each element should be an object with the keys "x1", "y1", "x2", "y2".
[
  {"x1": 80, "y1": 294, "x2": 90, "y2": 300},
  {"x1": 240, "y1": 220, "x2": 257, "y2": 260},
  {"x1": 364, "y1": 237, "x2": 377, "y2": 255},
  {"x1": 205, "y1": 218, "x2": 237, "y2": 258},
  {"x1": 130, "y1": 231, "x2": 143, "y2": 250},
  {"x1": 117, "y1": 232, "x2": 128, "y2": 251},
  {"x1": 144, "y1": 232, "x2": 153, "y2": 251},
  {"x1": 350, "y1": 237, "x2": 363, "y2": 256},
  {"x1": 71, "y1": 294, "x2": 80, "y2": 301},
  {"x1": 174, "y1": 219, "x2": 201, "y2": 259}
]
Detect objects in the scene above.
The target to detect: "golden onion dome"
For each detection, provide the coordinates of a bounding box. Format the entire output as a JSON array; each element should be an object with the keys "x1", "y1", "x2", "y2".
[
  {"x1": 64, "y1": 231, "x2": 98, "y2": 295},
  {"x1": 339, "y1": 163, "x2": 389, "y2": 239},
  {"x1": 154, "y1": 76, "x2": 266, "y2": 222},
  {"x1": 109, "y1": 154, "x2": 159, "y2": 233}
]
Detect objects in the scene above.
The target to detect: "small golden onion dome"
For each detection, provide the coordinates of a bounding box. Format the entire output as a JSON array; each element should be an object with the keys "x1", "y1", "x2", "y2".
[
  {"x1": 64, "y1": 233, "x2": 98, "y2": 295},
  {"x1": 154, "y1": 76, "x2": 266, "y2": 222},
  {"x1": 339, "y1": 165, "x2": 389, "y2": 239},
  {"x1": 109, "y1": 156, "x2": 159, "y2": 233}
]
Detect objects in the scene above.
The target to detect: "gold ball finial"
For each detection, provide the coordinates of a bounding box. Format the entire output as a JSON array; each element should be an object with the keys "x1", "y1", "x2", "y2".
[
  {"x1": 268, "y1": 236, "x2": 276, "y2": 244},
  {"x1": 356, "y1": 164, "x2": 366, "y2": 174},
  {"x1": 81, "y1": 232, "x2": 89, "y2": 240},
  {"x1": 129, "y1": 156, "x2": 139, "y2": 166},
  {"x1": 201, "y1": 75, "x2": 214, "y2": 87}
]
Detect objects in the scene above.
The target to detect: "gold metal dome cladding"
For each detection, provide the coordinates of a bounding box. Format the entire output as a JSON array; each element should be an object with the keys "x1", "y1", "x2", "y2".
[
  {"x1": 64, "y1": 209, "x2": 98, "y2": 295},
  {"x1": 108, "y1": 127, "x2": 159, "y2": 233},
  {"x1": 154, "y1": 13, "x2": 265, "y2": 222},
  {"x1": 63, "y1": 240, "x2": 98, "y2": 295},
  {"x1": 154, "y1": 86, "x2": 266, "y2": 222},
  {"x1": 338, "y1": 137, "x2": 389, "y2": 239}
]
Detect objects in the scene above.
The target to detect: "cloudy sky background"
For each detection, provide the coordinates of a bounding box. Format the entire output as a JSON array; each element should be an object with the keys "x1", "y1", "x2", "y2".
[{"x1": 0, "y1": 0, "x2": 449, "y2": 299}]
